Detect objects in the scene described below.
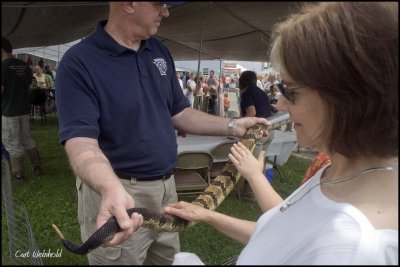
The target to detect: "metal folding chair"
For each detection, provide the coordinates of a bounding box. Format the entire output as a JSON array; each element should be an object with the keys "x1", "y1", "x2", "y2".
[{"x1": 174, "y1": 151, "x2": 213, "y2": 196}]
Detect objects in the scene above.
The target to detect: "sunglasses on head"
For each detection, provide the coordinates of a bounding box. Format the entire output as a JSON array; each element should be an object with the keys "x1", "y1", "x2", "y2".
[{"x1": 277, "y1": 83, "x2": 307, "y2": 103}]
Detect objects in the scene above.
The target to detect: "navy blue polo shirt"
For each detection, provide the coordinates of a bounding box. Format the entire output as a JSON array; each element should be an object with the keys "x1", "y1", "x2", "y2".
[
  {"x1": 240, "y1": 83, "x2": 271, "y2": 118},
  {"x1": 56, "y1": 20, "x2": 190, "y2": 179}
]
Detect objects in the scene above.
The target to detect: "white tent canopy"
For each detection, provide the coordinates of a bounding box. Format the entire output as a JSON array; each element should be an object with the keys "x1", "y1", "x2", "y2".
[
  {"x1": 13, "y1": 40, "x2": 80, "y2": 63},
  {"x1": 3, "y1": 2, "x2": 302, "y2": 62}
]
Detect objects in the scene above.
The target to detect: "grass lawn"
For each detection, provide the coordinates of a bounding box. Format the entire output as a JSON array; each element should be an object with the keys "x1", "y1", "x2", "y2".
[{"x1": 2, "y1": 114, "x2": 311, "y2": 265}]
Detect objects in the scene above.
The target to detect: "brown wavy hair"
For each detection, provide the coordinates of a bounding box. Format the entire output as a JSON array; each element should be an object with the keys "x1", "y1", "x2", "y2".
[{"x1": 270, "y1": 2, "x2": 398, "y2": 158}]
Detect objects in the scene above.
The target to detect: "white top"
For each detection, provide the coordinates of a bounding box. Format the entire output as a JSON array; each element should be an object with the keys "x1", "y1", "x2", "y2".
[
  {"x1": 256, "y1": 79, "x2": 263, "y2": 90},
  {"x1": 186, "y1": 79, "x2": 196, "y2": 91},
  {"x1": 178, "y1": 78, "x2": 184, "y2": 90},
  {"x1": 237, "y1": 165, "x2": 398, "y2": 265},
  {"x1": 173, "y1": 165, "x2": 398, "y2": 265}
]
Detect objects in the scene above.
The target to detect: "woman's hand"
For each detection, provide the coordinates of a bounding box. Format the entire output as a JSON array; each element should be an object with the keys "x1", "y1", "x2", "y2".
[
  {"x1": 229, "y1": 142, "x2": 265, "y2": 182},
  {"x1": 164, "y1": 201, "x2": 211, "y2": 223}
]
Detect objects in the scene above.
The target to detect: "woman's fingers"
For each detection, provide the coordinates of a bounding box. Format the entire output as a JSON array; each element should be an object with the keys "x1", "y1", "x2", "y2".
[
  {"x1": 230, "y1": 143, "x2": 243, "y2": 159},
  {"x1": 237, "y1": 142, "x2": 250, "y2": 154}
]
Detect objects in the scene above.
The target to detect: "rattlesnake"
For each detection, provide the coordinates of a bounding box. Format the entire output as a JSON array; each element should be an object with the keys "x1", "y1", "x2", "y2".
[{"x1": 52, "y1": 113, "x2": 290, "y2": 255}]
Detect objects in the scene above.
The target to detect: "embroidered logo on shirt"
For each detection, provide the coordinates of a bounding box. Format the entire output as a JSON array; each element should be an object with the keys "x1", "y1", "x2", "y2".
[{"x1": 153, "y1": 58, "x2": 167, "y2": 76}]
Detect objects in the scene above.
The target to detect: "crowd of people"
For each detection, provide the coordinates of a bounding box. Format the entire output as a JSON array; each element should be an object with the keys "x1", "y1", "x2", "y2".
[{"x1": 178, "y1": 68, "x2": 284, "y2": 119}]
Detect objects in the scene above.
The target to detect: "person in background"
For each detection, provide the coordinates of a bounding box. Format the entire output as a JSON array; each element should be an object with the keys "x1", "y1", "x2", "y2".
[
  {"x1": 223, "y1": 92, "x2": 230, "y2": 117},
  {"x1": 217, "y1": 86, "x2": 224, "y2": 116},
  {"x1": 33, "y1": 65, "x2": 51, "y2": 89},
  {"x1": 220, "y1": 75, "x2": 226, "y2": 91},
  {"x1": 229, "y1": 78, "x2": 236, "y2": 93},
  {"x1": 206, "y1": 86, "x2": 217, "y2": 115},
  {"x1": 263, "y1": 73, "x2": 277, "y2": 92},
  {"x1": 52, "y1": 65, "x2": 57, "y2": 80},
  {"x1": 275, "y1": 73, "x2": 281, "y2": 84},
  {"x1": 44, "y1": 65, "x2": 54, "y2": 88},
  {"x1": 256, "y1": 74, "x2": 263, "y2": 89},
  {"x1": 186, "y1": 72, "x2": 196, "y2": 107},
  {"x1": 224, "y1": 75, "x2": 230, "y2": 91},
  {"x1": 268, "y1": 84, "x2": 279, "y2": 114},
  {"x1": 38, "y1": 57, "x2": 44, "y2": 70},
  {"x1": 197, "y1": 75, "x2": 207, "y2": 96},
  {"x1": 166, "y1": 2, "x2": 398, "y2": 265},
  {"x1": 239, "y1": 70, "x2": 271, "y2": 121},
  {"x1": 26, "y1": 56, "x2": 33, "y2": 67},
  {"x1": 176, "y1": 72, "x2": 184, "y2": 91},
  {"x1": 206, "y1": 69, "x2": 215, "y2": 87},
  {"x1": 55, "y1": 2, "x2": 269, "y2": 265},
  {"x1": 2, "y1": 37, "x2": 42, "y2": 180},
  {"x1": 207, "y1": 78, "x2": 219, "y2": 114}
]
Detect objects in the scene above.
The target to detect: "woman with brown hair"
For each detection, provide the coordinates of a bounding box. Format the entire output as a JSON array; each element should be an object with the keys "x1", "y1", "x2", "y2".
[{"x1": 167, "y1": 2, "x2": 398, "y2": 264}]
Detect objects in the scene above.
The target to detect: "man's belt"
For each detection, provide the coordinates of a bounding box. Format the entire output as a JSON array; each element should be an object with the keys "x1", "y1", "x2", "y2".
[{"x1": 116, "y1": 172, "x2": 173, "y2": 181}]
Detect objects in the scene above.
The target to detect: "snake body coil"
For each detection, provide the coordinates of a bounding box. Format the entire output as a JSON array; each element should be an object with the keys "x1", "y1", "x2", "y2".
[{"x1": 52, "y1": 113, "x2": 290, "y2": 254}]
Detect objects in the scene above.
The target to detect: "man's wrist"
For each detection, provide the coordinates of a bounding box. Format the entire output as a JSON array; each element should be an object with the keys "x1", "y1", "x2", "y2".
[{"x1": 227, "y1": 118, "x2": 235, "y2": 136}]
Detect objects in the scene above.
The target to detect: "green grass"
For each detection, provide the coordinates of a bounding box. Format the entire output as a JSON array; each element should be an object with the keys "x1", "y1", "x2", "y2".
[{"x1": 2, "y1": 114, "x2": 311, "y2": 265}]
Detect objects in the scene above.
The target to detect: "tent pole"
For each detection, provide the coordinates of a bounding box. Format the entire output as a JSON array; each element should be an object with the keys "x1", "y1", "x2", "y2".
[
  {"x1": 218, "y1": 59, "x2": 223, "y2": 115},
  {"x1": 219, "y1": 59, "x2": 223, "y2": 85},
  {"x1": 193, "y1": 4, "x2": 206, "y2": 111},
  {"x1": 195, "y1": 5, "x2": 206, "y2": 89},
  {"x1": 57, "y1": 45, "x2": 60, "y2": 64}
]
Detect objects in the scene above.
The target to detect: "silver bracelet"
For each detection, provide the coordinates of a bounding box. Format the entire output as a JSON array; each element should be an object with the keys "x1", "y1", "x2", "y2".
[{"x1": 227, "y1": 118, "x2": 235, "y2": 136}]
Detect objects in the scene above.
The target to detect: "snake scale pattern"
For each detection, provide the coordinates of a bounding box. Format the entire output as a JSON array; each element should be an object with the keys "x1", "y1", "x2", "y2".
[{"x1": 52, "y1": 114, "x2": 289, "y2": 255}]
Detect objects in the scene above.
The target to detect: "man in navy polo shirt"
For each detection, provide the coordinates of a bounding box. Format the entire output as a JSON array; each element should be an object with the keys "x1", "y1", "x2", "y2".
[{"x1": 56, "y1": 2, "x2": 269, "y2": 265}]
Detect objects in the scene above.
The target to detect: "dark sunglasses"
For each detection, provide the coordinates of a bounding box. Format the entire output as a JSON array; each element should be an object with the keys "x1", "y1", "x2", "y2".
[{"x1": 277, "y1": 83, "x2": 307, "y2": 103}]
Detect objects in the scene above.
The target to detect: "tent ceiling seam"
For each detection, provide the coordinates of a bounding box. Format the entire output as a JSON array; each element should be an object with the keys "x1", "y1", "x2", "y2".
[
  {"x1": 6, "y1": 8, "x2": 26, "y2": 37},
  {"x1": 203, "y1": 30, "x2": 260, "y2": 42}
]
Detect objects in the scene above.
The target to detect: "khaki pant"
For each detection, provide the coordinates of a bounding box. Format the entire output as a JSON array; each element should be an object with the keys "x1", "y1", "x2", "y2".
[
  {"x1": 76, "y1": 175, "x2": 180, "y2": 265},
  {"x1": 2, "y1": 115, "x2": 36, "y2": 158}
]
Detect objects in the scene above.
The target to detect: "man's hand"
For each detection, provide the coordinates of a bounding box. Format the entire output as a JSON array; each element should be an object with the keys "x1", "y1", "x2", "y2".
[
  {"x1": 232, "y1": 117, "x2": 271, "y2": 138},
  {"x1": 97, "y1": 185, "x2": 143, "y2": 247}
]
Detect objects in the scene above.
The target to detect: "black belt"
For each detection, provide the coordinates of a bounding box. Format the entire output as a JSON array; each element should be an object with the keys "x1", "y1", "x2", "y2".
[{"x1": 116, "y1": 172, "x2": 173, "y2": 181}]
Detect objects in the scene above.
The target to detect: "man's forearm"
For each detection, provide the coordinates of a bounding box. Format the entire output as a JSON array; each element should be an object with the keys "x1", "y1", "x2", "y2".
[
  {"x1": 172, "y1": 108, "x2": 229, "y2": 136},
  {"x1": 172, "y1": 107, "x2": 270, "y2": 139},
  {"x1": 64, "y1": 137, "x2": 122, "y2": 195}
]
